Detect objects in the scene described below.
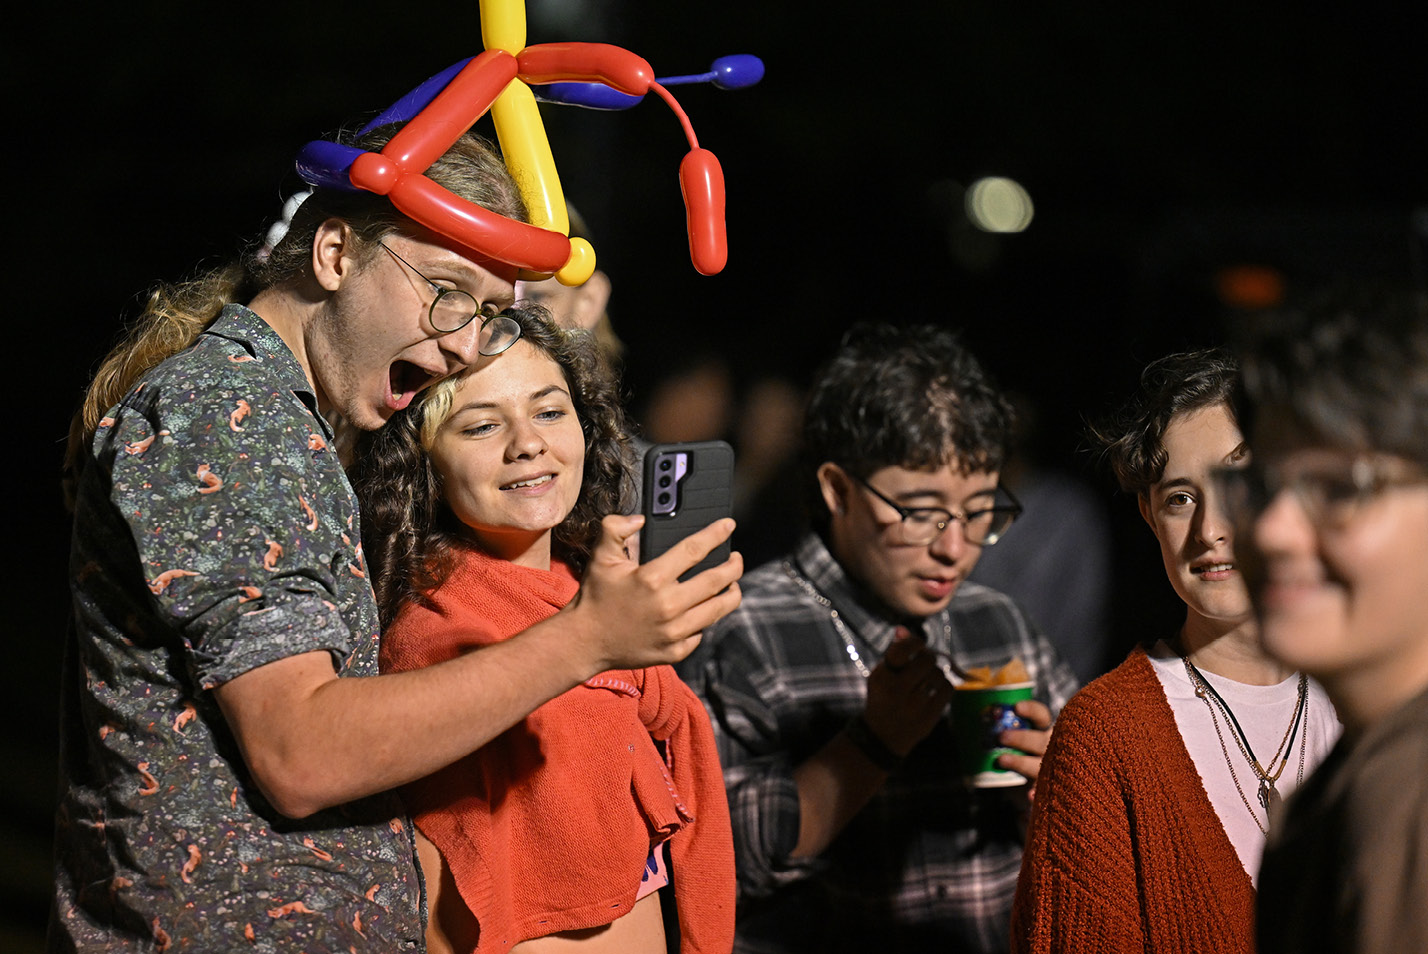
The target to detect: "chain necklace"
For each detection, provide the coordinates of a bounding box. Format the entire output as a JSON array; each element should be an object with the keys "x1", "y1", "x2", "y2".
[
  {"x1": 781, "y1": 561, "x2": 959, "y2": 683},
  {"x1": 1181, "y1": 656, "x2": 1309, "y2": 832}
]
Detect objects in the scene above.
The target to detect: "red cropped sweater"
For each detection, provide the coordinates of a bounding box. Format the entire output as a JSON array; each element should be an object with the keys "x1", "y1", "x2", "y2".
[{"x1": 380, "y1": 547, "x2": 735, "y2": 953}]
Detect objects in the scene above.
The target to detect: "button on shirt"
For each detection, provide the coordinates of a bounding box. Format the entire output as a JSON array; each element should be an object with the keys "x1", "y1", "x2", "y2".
[
  {"x1": 695, "y1": 533, "x2": 1078, "y2": 954},
  {"x1": 53, "y1": 304, "x2": 423, "y2": 952}
]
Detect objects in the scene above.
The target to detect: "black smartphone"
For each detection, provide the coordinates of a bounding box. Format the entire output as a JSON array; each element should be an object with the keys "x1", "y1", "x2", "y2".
[{"x1": 639, "y1": 440, "x2": 734, "y2": 581}]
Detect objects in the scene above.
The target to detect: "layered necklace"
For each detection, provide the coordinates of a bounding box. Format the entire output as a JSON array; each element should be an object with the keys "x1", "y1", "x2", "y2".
[{"x1": 1181, "y1": 654, "x2": 1309, "y2": 833}]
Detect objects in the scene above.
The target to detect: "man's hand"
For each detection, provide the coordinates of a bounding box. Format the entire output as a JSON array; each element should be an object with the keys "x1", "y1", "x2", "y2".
[
  {"x1": 862, "y1": 636, "x2": 953, "y2": 757},
  {"x1": 994, "y1": 699, "x2": 1053, "y2": 788},
  {"x1": 561, "y1": 513, "x2": 743, "y2": 673}
]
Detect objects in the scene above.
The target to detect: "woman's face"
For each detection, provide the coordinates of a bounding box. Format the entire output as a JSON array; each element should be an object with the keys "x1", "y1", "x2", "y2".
[
  {"x1": 428, "y1": 340, "x2": 586, "y2": 568},
  {"x1": 1139, "y1": 403, "x2": 1254, "y2": 628}
]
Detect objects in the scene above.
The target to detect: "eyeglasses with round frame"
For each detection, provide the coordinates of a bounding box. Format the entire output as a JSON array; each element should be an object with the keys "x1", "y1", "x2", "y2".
[
  {"x1": 856, "y1": 476, "x2": 1023, "y2": 547},
  {"x1": 379, "y1": 242, "x2": 522, "y2": 355},
  {"x1": 1213, "y1": 455, "x2": 1428, "y2": 531}
]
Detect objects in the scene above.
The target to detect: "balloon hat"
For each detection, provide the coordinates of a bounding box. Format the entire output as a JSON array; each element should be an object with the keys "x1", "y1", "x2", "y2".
[{"x1": 295, "y1": 0, "x2": 762, "y2": 282}]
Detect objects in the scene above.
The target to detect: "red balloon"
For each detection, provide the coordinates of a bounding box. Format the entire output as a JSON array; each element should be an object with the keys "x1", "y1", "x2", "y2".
[
  {"x1": 517, "y1": 42, "x2": 654, "y2": 95},
  {"x1": 381, "y1": 49, "x2": 518, "y2": 172},
  {"x1": 680, "y1": 148, "x2": 727, "y2": 276},
  {"x1": 385, "y1": 174, "x2": 571, "y2": 273}
]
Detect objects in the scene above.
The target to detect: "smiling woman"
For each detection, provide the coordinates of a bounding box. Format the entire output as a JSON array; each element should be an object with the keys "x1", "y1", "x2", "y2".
[
  {"x1": 1011, "y1": 348, "x2": 1341, "y2": 954},
  {"x1": 351, "y1": 306, "x2": 631, "y2": 616},
  {"x1": 347, "y1": 306, "x2": 735, "y2": 954},
  {"x1": 427, "y1": 340, "x2": 589, "y2": 567}
]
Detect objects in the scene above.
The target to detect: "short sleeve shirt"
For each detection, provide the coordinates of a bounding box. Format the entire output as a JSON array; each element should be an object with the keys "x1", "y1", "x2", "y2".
[{"x1": 51, "y1": 305, "x2": 424, "y2": 952}]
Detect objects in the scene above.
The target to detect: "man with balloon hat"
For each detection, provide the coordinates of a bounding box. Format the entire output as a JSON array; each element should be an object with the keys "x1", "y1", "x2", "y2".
[{"x1": 52, "y1": 17, "x2": 760, "y2": 951}]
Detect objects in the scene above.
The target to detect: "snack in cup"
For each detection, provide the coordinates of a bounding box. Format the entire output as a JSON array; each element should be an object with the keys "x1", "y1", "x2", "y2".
[{"x1": 950, "y1": 658, "x2": 1033, "y2": 787}]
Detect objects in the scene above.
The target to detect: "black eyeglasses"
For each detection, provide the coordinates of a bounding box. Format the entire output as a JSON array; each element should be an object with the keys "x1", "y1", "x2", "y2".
[
  {"x1": 856, "y1": 477, "x2": 1023, "y2": 547},
  {"x1": 380, "y1": 243, "x2": 521, "y2": 355},
  {"x1": 1214, "y1": 456, "x2": 1428, "y2": 530}
]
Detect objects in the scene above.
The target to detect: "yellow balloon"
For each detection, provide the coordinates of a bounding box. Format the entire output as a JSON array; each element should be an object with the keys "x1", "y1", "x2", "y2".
[
  {"x1": 555, "y1": 237, "x2": 597, "y2": 286},
  {"x1": 480, "y1": 0, "x2": 526, "y2": 54},
  {"x1": 491, "y1": 81, "x2": 570, "y2": 237}
]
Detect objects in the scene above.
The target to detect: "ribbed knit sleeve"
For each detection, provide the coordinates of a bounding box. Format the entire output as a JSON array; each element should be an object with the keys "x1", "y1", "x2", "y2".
[{"x1": 1012, "y1": 668, "x2": 1143, "y2": 953}]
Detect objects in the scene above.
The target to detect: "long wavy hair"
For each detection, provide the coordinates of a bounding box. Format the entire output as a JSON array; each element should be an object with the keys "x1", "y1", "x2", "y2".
[
  {"x1": 349, "y1": 306, "x2": 635, "y2": 625},
  {"x1": 66, "y1": 124, "x2": 525, "y2": 500}
]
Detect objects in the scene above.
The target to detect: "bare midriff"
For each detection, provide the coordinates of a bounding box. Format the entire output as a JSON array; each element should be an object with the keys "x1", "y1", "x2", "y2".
[
  {"x1": 511, "y1": 892, "x2": 665, "y2": 954},
  {"x1": 417, "y1": 830, "x2": 667, "y2": 954}
]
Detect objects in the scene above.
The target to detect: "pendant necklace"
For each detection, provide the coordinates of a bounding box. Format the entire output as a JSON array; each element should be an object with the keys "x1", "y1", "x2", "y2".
[{"x1": 1181, "y1": 655, "x2": 1309, "y2": 830}]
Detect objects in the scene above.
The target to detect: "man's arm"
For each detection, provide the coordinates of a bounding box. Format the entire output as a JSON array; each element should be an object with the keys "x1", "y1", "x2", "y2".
[{"x1": 215, "y1": 514, "x2": 742, "y2": 818}]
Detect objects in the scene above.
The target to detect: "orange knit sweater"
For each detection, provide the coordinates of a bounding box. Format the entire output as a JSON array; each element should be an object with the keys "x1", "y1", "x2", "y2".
[
  {"x1": 380, "y1": 547, "x2": 735, "y2": 954},
  {"x1": 1011, "y1": 646, "x2": 1256, "y2": 954}
]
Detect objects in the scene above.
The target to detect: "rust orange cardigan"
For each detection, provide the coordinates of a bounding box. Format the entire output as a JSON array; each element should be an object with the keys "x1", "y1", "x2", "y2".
[
  {"x1": 1011, "y1": 646, "x2": 1255, "y2": 954},
  {"x1": 380, "y1": 547, "x2": 735, "y2": 953}
]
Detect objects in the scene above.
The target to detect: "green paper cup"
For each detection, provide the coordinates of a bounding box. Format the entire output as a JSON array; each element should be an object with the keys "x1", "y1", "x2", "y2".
[{"x1": 950, "y1": 681, "x2": 1034, "y2": 787}]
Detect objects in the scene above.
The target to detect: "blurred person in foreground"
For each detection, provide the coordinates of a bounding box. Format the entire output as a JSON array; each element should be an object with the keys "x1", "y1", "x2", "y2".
[{"x1": 1229, "y1": 288, "x2": 1428, "y2": 954}]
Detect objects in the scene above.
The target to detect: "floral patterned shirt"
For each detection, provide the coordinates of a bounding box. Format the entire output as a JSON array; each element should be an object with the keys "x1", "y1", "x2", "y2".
[{"x1": 52, "y1": 304, "x2": 424, "y2": 952}]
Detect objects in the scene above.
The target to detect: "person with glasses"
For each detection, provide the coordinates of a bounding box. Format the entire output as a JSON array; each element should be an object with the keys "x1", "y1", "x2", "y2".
[
  {"x1": 56, "y1": 124, "x2": 740, "y2": 953},
  {"x1": 1230, "y1": 291, "x2": 1428, "y2": 954},
  {"x1": 1011, "y1": 348, "x2": 1339, "y2": 954},
  {"x1": 692, "y1": 322, "x2": 1078, "y2": 954}
]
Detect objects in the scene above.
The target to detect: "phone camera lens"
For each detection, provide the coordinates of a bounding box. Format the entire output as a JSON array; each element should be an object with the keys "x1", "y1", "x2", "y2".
[
  {"x1": 657, "y1": 492, "x2": 671, "y2": 505},
  {"x1": 658, "y1": 458, "x2": 673, "y2": 471},
  {"x1": 658, "y1": 475, "x2": 672, "y2": 489}
]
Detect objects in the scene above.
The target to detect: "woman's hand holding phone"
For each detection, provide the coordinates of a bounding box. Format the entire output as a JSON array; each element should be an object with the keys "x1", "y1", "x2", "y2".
[{"x1": 562, "y1": 513, "x2": 743, "y2": 673}]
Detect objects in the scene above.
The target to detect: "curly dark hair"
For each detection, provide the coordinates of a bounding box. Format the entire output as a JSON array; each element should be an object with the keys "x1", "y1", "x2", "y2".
[
  {"x1": 349, "y1": 305, "x2": 635, "y2": 625},
  {"x1": 1234, "y1": 284, "x2": 1428, "y2": 462},
  {"x1": 1088, "y1": 348, "x2": 1240, "y2": 497},
  {"x1": 802, "y1": 322, "x2": 1014, "y2": 528}
]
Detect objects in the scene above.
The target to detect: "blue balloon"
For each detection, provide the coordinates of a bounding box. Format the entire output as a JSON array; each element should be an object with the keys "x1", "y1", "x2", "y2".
[
  {"x1": 710, "y1": 54, "x2": 764, "y2": 89},
  {"x1": 534, "y1": 82, "x2": 644, "y2": 111},
  {"x1": 296, "y1": 141, "x2": 366, "y2": 191},
  {"x1": 532, "y1": 54, "x2": 765, "y2": 112},
  {"x1": 361, "y1": 58, "x2": 474, "y2": 133}
]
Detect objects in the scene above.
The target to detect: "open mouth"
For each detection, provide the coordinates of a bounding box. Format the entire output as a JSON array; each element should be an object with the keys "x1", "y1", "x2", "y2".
[
  {"x1": 388, "y1": 360, "x2": 432, "y2": 411},
  {"x1": 1193, "y1": 562, "x2": 1235, "y2": 577}
]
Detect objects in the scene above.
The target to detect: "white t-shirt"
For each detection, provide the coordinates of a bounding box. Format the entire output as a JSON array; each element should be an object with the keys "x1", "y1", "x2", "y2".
[{"x1": 1147, "y1": 639, "x2": 1342, "y2": 884}]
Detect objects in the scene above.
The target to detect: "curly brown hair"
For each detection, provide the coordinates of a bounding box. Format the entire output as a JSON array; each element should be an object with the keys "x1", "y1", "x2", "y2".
[
  {"x1": 801, "y1": 322, "x2": 1015, "y2": 531},
  {"x1": 349, "y1": 305, "x2": 635, "y2": 625},
  {"x1": 1087, "y1": 348, "x2": 1239, "y2": 497}
]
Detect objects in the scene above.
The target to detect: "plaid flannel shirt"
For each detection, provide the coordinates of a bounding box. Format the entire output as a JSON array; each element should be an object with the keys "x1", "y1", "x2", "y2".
[{"x1": 694, "y1": 533, "x2": 1078, "y2": 954}]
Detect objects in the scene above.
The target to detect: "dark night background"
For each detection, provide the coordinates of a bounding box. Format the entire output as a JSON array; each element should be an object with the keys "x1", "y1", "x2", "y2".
[{"x1": 6, "y1": 2, "x2": 1425, "y2": 949}]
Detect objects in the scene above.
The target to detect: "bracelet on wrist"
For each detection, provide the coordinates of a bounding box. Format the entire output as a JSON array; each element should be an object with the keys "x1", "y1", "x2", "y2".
[{"x1": 843, "y1": 715, "x2": 904, "y2": 773}]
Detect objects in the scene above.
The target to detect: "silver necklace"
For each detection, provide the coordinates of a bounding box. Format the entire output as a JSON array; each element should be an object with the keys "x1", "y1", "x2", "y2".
[
  {"x1": 781, "y1": 561, "x2": 959, "y2": 682},
  {"x1": 1181, "y1": 658, "x2": 1310, "y2": 832}
]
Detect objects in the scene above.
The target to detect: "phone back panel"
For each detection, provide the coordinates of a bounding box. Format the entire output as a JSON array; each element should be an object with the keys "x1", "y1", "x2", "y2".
[{"x1": 639, "y1": 440, "x2": 734, "y2": 581}]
